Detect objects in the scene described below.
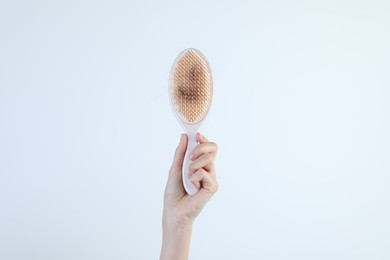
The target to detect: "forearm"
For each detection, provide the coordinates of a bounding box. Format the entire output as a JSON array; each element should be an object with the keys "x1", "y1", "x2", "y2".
[{"x1": 160, "y1": 211, "x2": 193, "y2": 260}]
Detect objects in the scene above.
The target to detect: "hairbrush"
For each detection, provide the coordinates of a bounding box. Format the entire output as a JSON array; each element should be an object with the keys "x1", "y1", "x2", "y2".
[{"x1": 169, "y1": 48, "x2": 213, "y2": 195}]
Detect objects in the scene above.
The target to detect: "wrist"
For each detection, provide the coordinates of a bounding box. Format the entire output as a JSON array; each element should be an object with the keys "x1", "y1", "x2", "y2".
[
  {"x1": 162, "y1": 223, "x2": 192, "y2": 243},
  {"x1": 162, "y1": 209, "x2": 194, "y2": 235},
  {"x1": 160, "y1": 210, "x2": 193, "y2": 260}
]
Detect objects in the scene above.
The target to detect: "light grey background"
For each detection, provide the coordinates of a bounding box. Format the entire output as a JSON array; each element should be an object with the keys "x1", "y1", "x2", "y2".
[{"x1": 0, "y1": 1, "x2": 389, "y2": 259}]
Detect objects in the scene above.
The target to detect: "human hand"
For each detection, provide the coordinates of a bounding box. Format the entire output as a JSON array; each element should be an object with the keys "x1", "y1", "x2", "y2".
[
  {"x1": 163, "y1": 133, "x2": 218, "y2": 232},
  {"x1": 160, "y1": 133, "x2": 218, "y2": 260}
]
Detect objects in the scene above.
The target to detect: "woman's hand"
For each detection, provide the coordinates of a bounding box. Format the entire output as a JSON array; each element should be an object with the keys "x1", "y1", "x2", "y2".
[
  {"x1": 164, "y1": 132, "x2": 218, "y2": 229},
  {"x1": 160, "y1": 133, "x2": 218, "y2": 260}
]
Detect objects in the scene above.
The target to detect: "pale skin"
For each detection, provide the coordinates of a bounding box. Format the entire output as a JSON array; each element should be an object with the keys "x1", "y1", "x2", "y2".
[{"x1": 160, "y1": 133, "x2": 218, "y2": 260}]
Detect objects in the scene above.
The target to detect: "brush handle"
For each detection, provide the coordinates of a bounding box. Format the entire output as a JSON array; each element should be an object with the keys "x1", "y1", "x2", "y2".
[{"x1": 183, "y1": 133, "x2": 199, "y2": 195}]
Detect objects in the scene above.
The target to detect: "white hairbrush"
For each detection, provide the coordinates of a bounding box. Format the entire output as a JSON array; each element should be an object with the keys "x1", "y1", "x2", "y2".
[{"x1": 169, "y1": 48, "x2": 213, "y2": 195}]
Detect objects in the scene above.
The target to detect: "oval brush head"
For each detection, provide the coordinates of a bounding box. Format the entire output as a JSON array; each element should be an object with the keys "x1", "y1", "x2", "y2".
[
  {"x1": 171, "y1": 49, "x2": 213, "y2": 124},
  {"x1": 169, "y1": 48, "x2": 213, "y2": 195}
]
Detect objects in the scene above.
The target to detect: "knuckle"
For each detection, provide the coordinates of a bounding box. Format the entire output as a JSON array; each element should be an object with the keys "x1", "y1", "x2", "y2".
[
  {"x1": 205, "y1": 153, "x2": 212, "y2": 163},
  {"x1": 214, "y1": 181, "x2": 219, "y2": 192},
  {"x1": 210, "y1": 179, "x2": 219, "y2": 193}
]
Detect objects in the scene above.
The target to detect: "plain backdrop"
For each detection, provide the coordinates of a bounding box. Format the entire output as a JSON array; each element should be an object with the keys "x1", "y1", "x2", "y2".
[{"x1": 0, "y1": 1, "x2": 389, "y2": 259}]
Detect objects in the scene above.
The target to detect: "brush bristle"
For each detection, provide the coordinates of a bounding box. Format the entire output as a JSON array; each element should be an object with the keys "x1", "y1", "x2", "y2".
[{"x1": 170, "y1": 49, "x2": 212, "y2": 124}]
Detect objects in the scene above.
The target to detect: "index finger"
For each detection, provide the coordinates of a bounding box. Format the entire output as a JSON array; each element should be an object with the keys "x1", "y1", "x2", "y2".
[
  {"x1": 189, "y1": 133, "x2": 218, "y2": 161},
  {"x1": 196, "y1": 132, "x2": 209, "y2": 143}
]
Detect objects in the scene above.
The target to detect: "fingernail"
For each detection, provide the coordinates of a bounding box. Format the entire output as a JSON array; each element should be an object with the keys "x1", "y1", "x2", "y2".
[{"x1": 190, "y1": 153, "x2": 195, "y2": 160}]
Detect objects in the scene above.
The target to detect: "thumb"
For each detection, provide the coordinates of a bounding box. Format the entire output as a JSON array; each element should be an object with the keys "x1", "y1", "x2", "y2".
[{"x1": 169, "y1": 134, "x2": 188, "y2": 174}]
